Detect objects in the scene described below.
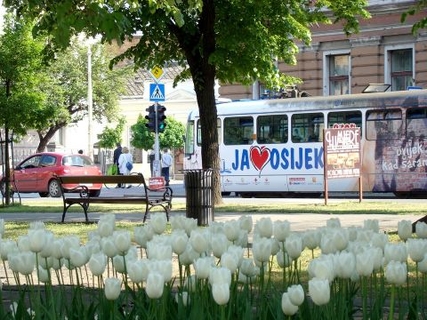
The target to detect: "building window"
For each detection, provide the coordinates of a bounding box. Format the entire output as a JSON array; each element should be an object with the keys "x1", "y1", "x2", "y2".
[
  {"x1": 389, "y1": 49, "x2": 413, "y2": 91},
  {"x1": 328, "y1": 54, "x2": 350, "y2": 95}
]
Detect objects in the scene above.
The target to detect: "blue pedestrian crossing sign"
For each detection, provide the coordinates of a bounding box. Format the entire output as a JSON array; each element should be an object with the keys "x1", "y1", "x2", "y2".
[{"x1": 149, "y1": 83, "x2": 165, "y2": 102}]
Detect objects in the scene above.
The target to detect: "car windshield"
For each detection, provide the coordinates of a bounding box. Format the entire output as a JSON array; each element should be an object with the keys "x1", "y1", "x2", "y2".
[{"x1": 62, "y1": 155, "x2": 93, "y2": 167}]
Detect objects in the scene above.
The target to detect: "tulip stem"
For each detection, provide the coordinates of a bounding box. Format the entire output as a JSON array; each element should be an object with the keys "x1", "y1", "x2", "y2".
[{"x1": 388, "y1": 284, "x2": 395, "y2": 320}]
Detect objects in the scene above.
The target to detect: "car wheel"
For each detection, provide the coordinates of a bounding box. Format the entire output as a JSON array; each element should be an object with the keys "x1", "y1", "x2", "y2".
[
  {"x1": 89, "y1": 189, "x2": 101, "y2": 197},
  {"x1": 48, "y1": 179, "x2": 62, "y2": 198},
  {"x1": 39, "y1": 192, "x2": 49, "y2": 197}
]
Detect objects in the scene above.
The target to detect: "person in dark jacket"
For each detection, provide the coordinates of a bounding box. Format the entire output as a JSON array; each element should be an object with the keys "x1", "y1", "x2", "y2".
[{"x1": 113, "y1": 143, "x2": 122, "y2": 188}]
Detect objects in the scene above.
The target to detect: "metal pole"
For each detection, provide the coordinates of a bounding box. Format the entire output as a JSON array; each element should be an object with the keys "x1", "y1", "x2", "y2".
[
  {"x1": 153, "y1": 102, "x2": 161, "y2": 177},
  {"x1": 87, "y1": 44, "x2": 93, "y2": 159}
]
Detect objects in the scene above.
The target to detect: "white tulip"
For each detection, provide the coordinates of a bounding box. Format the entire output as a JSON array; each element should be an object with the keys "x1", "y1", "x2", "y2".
[
  {"x1": 101, "y1": 236, "x2": 118, "y2": 258},
  {"x1": 146, "y1": 272, "x2": 164, "y2": 299},
  {"x1": 134, "y1": 224, "x2": 154, "y2": 249},
  {"x1": 385, "y1": 260, "x2": 407, "y2": 286},
  {"x1": 308, "y1": 277, "x2": 330, "y2": 306},
  {"x1": 88, "y1": 252, "x2": 107, "y2": 276},
  {"x1": 288, "y1": 284, "x2": 305, "y2": 306},
  {"x1": 415, "y1": 222, "x2": 427, "y2": 238},
  {"x1": 179, "y1": 243, "x2": 200, "y2": 266},
  {"x1": 127, "y1": 259, "x2": 150, "y2": 283},
  {"x1": 147, "y1": 242, "x2": 172, "y2": 261},
  {"x1": 276, "y1": 250, "x2": 292, "y2": 268},
  {"x1": 384, "y1": 242, "x2": 407, "y2": 264},
  {"x1": 356, "y1": 249, "x2": 374, "y2": 276},
  {"x1": 212, "y1": 283, "x2": 230, "y2": 305},
  {"x1": 303, "y1": 230, "x2": 321, "y2": 250},
  {"x1": 0, "y1": 240, "x2": 18, "y2": 261},
  {"x1": 285, "y1": 233, "x2": 303, "y2": 259},
  {"x1": 252, "y1": 237, "x2": 272, "y2": 263},
  {"x1": 150, "y1": 212, "x2": 167, "y2": 235},
  {"x1": 223, "y1": 220, "x2": 240, "y2": 242},
  {"x1": 211, "y1": 233, "x2": 229, "y2": 259},
  {"x1": 69, "y1": 246, "x2": 89, "y2": 268},
  {"x1": 175, "y1": 291, "x2": 190, "y2": 306},
  {"x1": 335, "y1": 251, "x2": 356, "y2": 279},
  {"x1": 363, "y1": 219, "x2": 379, "y2": 233},
  {"x1": 273, "y1": 220, "x2": 291, "y2": 242},
  {"x1": 194, "y1": 256, "x2": 214, "y2": 279},
  {"x1": 189, "y1": 229, "x2": 209, "y2": 254},
  {"x1": 17, "y1": 235, "x2": 31, "y2": 252},
  {"x1": 397, "y1": 220, "x2": 413, "y2": 241},
  {"x1": 28, "y1": 229, "x2": 47, "y2": 253},
  {"x1": 104, "y1": 277, "x2": 121, "y2": 300},
  {"x1": 407, "y1": 238, "x2": 427, "y2": 263},
  {"x1": 326, "y1": 218, "x2": 341, "y2": 228},
  {"x1": 171, "y1": 229, "x2": 188, "y2": 255},
  {"x1": 281, "y1": 292, "x2": 299, "y2": 316},
  {"x1": 113, "y1": 230, "x2": 131, "y2": 255},
  {"x1": 220, "y1": 251, "x2": 239, "y2": 274},
  {"x1": 209, "y1": 267, "x2": 232, "y2": 286},
  {"x1": 255, "y1": 217, "x2": 273, "y2": 238},
  {"x1": 308, "y1": 255, "x2": 335, "y2": 282},
  {"x1": 238, "y1": 215, "x2": 253, "y2": 233},
  {"x1": 240, "y1": 258, "x2": 259, "y2": 277},
  {"x1": 418, "y1": 254, "x2": 427, "y2": 273}
]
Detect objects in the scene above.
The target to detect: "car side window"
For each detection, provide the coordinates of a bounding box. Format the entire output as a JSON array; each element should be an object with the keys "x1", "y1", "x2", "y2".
[
  {"x1": 20, "y1": 156, "x2": 41, "y2": 169},
  {"x1": 40, "y1": 155, "x2": 56, "y2": 167}
]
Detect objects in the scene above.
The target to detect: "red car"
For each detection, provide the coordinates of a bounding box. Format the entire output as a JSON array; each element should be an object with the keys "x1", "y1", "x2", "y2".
[{"x1": 0, "y1": 152, "x2": 102, "y2": 198}]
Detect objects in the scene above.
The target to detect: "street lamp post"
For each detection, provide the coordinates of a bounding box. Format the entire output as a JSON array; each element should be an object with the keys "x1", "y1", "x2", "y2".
[{"x1": 87, "y1": 44, "x2": 93, "y2": 159}]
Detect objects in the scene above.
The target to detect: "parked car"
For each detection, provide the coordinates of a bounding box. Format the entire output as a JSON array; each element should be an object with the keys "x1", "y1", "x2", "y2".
[{"x1": 0, "y1": 152, "x2": 103, "y2": 198}]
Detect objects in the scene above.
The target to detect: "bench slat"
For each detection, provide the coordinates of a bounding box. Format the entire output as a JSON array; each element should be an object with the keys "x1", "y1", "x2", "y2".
[{"x1": 59, "y1": 175, "x2": 145, "y2": 185}]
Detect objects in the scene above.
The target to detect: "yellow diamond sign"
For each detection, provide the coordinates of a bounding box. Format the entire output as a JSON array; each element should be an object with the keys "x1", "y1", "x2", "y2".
[{"x1": 150, "y1": 66, "x2": 164, "y2": 82}]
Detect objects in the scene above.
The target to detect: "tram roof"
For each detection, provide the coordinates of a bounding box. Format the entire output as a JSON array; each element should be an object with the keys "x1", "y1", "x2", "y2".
[{"x1": 196, "y1": 89, "x2": 427, "y2": 118}]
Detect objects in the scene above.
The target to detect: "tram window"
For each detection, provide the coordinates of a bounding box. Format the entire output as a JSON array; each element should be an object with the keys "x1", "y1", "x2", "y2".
[
  {"x1": 224, "y1": 116, "x2": 254, "y2": 145},
  {"x1": 291, "y1": 113, "x2": 324, "y2": 143},
  {"x1": 196, "y1": 118, "x2": 221, "y2": 146},
  {"x1": 328, "y1": 111, "x2": 362, "y2": 129},
  {"x1": 185, "y1": 120, "x2": 195, "y2": 154},
  {"x1": 366, "y1": 109, "x2": 402, "y2": 140},
  {"x1": 257, "y1": 115, "x2": 288, "y2": 144},
  {"x1": 407, "y1": 108, "x2": 427, "y2": 138}
]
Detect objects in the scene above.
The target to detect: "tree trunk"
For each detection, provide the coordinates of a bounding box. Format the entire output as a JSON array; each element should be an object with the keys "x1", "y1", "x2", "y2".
[
  {"x1": 3, "y1": 126, "x2": 11, "y2": 205},
  {"x1": 37, "y1": 126, "x2": 61, "y2": 153}
]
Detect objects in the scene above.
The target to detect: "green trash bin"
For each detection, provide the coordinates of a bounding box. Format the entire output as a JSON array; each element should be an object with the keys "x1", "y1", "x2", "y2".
[{"x1": 184, "y1": 169, "x2": 214, "y2": 226}]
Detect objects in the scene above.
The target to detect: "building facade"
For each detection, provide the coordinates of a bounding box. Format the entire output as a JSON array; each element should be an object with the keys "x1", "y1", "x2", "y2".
[{"x1": 219, "y1": 0, "x2": 427, "y2": 100}]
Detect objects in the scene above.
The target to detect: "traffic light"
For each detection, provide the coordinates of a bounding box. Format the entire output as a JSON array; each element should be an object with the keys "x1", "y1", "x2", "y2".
[
  {"x1": 157, "y1": 104, "x2": 167, "y2": 133},
  {"x1": 145, "y1": 105, "x2": 156, "y2": 132}
]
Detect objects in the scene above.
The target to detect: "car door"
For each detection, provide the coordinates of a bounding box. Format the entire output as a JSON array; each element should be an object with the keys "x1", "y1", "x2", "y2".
[
  {"x1": 36, "y1": 155, "x2": 59, "y2": 191},
  {"x1": 12, "y1": 155, "x2": 42, "y2": 192}
]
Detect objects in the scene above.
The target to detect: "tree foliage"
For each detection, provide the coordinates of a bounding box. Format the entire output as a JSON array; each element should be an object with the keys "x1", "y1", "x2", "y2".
[
  {"x1": 98, "y1": 117, "x2": 126, "y2": 149},
  {"x1": 0, "y1": 14, "x2": 49, "y2": 205},
  {"x1": 130, "y1": 115, "x2": 185, "y2": 151},
  {"x1": 4, "y1": 0, "x2": 370, "y2": 204},
  {"x1": 401, "y1": 0, "x2": 427, "y2": 34},
  {"x1": 34, "y1": 38, "x2": 132, "y2": 152}
]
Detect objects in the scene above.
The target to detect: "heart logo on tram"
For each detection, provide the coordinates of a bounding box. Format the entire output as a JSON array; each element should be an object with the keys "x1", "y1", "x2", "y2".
[{"x1": 250, "y1": 146, "x2": 271, "y2": 172}]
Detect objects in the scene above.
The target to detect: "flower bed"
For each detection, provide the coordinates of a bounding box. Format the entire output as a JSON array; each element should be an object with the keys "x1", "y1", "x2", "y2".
[{"x1": 0, "y1": 213, "x2": 426, "y2": 319}]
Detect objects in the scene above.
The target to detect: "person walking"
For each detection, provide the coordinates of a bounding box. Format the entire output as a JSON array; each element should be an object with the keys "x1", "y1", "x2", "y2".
[
  {"x1": 118, "y1": 146, "x2": 133, "y2": 188},
  {"x1": 161, "y1": 148, "x2": 172, "y2": 186},
  {"x1": 113, "y1": 143, "x2": 122, "y2": 188}
]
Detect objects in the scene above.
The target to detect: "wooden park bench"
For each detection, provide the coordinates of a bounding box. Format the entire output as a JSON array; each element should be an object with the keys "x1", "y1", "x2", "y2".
[{"x1": 57, "y1": 174, "x2": 173, "y2": 223}]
